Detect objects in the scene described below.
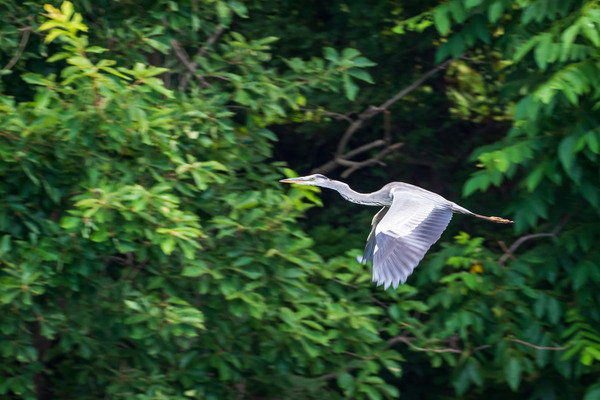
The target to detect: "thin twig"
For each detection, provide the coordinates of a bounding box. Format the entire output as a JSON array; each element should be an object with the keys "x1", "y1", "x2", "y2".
[
  {"x1": 335, "y1": 157, "x2": 381, "y2": 168},
  {"x1": 345, "y1": 139, "x2": 387, "y2": 158},
  {"x1": 498, "y1": 215, "x2": 569, "y2": 266},
  {"x1": 343, "y1": 351, "x2": 376, "y2": 360},
  {"x1": 388, "y1": 335, "x2": 566, "y2": 354},
  {"x1": 383, "y1": 109, "x2": 391, "y2": 144},
  {"x1": 312, "y1": 139, "x2": 387, "y2": 175},
  {"x1": 331, "y1": 278, "x2": 357, "y2": 288},
  {"x1": 472, "y1": 344, "x2": 493, "y2": 352},
  {"x1": 340, "y1": 160, "x2": 382, "y2": 178},
  {"x1": 3, "y1": 27, "x2": 31, "y2": 71},
  {"x1": 387, "y1": 335, "x2": 462, "y2": 353},
  {"x1": 335, "y1": 109, "x2": 377, "y2": 157},
  {"x1": 320, "y1": 371, "x2": 346, "y2": 381},
  {"x1": 0, "y1": 131, "x2": 19, "y2": 140},
  {"x1": 510, "y1": 338, "x2": 566, "y2": 351},
  {"x1": 177, "y1": 23, "x2": 226, "y2": 91},
  {"x1": 341, "y1": 142, "x2": 404, "y2": 178},
  {"x1": 379, "y1": 59, "x2": 453, "y2": 110},
  {"x1": 299, "y1": 107, "x2": 354, "y2": 123}
]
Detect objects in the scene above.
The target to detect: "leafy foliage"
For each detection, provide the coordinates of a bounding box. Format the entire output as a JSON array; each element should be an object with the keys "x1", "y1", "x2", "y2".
[
  {"x1": 0, "y1": 2, "x2": 396, "y2": 399},
  {"x1": 385, "y1": 0, "x2": 600, "y2": 397},
  {"x1": 1, "y1": 0, "x2": 599, "y2": 399}
]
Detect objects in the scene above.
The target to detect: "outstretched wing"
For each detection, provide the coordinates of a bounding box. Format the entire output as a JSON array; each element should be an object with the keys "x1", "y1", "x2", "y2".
[
  {"x1": 372, "y1": 189, "x2": 453, "y2": 289},
  {"x1": 358, "y1": 206, "x2": 389, "y2": 265}
]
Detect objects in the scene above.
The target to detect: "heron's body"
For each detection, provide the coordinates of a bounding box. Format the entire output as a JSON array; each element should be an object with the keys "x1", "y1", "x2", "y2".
[{"x1": 280, "y1": 174, "x2": 512, "y2": 290}]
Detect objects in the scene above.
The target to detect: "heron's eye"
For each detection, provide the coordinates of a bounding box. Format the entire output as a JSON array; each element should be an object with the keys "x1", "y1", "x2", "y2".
[{"x1": 310, "y1": 177, "x2": 315, "y2": 180}]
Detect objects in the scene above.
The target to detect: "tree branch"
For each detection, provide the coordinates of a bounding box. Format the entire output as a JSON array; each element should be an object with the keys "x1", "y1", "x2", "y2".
[
  {"x1": 312, "y1": 58, "x2": 454, "y2": 177},
  {"x1": 3, "y1": 26, "x2": 31, "y2": 71},
  {"x1": 336, "y1": 58, "x2": 454, "y2": 156},
  {"x1": 175, "y1": 23, "x2": 226, "y2": 91},
  {"x1": 196, "y1": 24, "x2": 225, "y2": 59},
  {"x1": 171, "y1": 39, "x2": 210, "y2": 89}
]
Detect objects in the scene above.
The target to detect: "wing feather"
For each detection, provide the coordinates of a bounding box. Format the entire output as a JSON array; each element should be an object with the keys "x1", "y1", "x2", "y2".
[
  {"x1": 358, "y1": 206, "x2": 389, "y2": 264},
  {"x1": 371, "y1": 190, "x2": 453, "y2": 289}
]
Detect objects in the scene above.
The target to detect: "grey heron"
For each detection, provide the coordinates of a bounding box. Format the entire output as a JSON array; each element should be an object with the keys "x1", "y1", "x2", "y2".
[{"x1": 280, "y1": 174, "x2": 513, "y2": 289}]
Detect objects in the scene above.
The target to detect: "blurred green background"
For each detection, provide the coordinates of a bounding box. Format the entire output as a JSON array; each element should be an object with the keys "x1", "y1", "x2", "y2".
[{"x1": 1, "y1": 1, "x2": 599, "y2": 399}]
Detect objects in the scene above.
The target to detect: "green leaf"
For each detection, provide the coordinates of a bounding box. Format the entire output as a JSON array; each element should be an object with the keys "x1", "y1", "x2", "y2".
[
  {"x1": 581, "y1": 18, "x2": 600, "y2": 46},
  {"x1": 124, "y1": 300, "x2": 142, "y2": 312},
  {"x1": 228, "y1": 0, "x2": 248, "y2": 18},
  {"x1": 448, "y1": 1, "x2": 466, "y2": 24},
  {"x1": 504, "y1": 357, "x2": 522, "y2": 391},
  {"x1": 43, "y1": 29, "x2": 64, "y2": 44},
  {"x1": 323, "y1": 47, "x2": 339, "y2": 62},
  {"x1": 534, "y1": 34, "x2": 552, "y2": 70},
  {"x1": 585, "y1": 130, "x2": 599, "y2": 153},
  {"x1": 561, "y1": 25, "x2": 580, "y2": 55},
  {"x1": 90, "y1": 229, "x2": 109, "y2": 243},
  {"x1": 558, "y1": 135, "x2": 577, "y2": 170},
  {"x1": 388, "y1": 304, "x2": 401, "y2": 321},
  {"x1": 514, "y1": 36, "x2": 541, "y2": 62},
  {"x1": 144, "y1": 77, "x2": 174, "y2": 98},
  {"x1": 433, "y1": 5, "x2": 451, "y2": 36},
  {"x1": 353, "y1": 56, "x2": 377, "y2": 67},
  {"x1": 0, "y1": 235, "x2": 11, "y2": 256},
  {"x1": 359, "y1": 384, "x2": 383, "y2": 400},
  {"x1": 61, "y1": 1, "x2": 74, "y2": 19},
  {"x1": 160, "y1": 237, "x2": 176, "y2": 255},
  {"x1": 525, "y1": 165, "x2": 545, "y2": 192},
  {"x1": 182, "y1": 264, "x2": 208, "y2": 277},
  {"x1": 216, "y1": 1, "x2": 232, "y2": 25},
  {"x1": 488, "y1": 1, "x2": 504, "y2": 23},
  {"x1": 347, "y1": 68, "x2": 374, "y2": 83},
  {"x1": 60, "y1": 216, "x2": 80, "y2": 229},
  {"x1": 336, "y1": 372, "x2": 353, "y2": 390},
  {"x1": 466, "y1": 359, "x2": 483, "y2": 386},
  {"x1": 463, "y1": 171, "x2": 491, "y2": 196},
  {"x1": 341, "y1": 48, "x2": 361, "y2": 60},
  {"x1": 584, "y1": 387, "x2": 600, "y2": 400},
  {"x1": 342, "y1": 74, "x2": 359, "y2": 101},
  {"x1": 547, "y1": 297, "x2": 561, "y2": 324},
  {"x1": 21, "y1": 73, "x2": 47, "y2": 86},
  {"x1": 377, "y1": 384, "x2": 400, "y2": 397},
  {"x1": 465, "y1": 0, "x2": 484, "y2": 9}
]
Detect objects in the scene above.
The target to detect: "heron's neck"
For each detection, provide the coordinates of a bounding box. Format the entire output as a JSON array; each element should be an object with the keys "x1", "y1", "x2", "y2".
[{"x1": 320, "y1": 180, "x2": 389, "y2": 206}]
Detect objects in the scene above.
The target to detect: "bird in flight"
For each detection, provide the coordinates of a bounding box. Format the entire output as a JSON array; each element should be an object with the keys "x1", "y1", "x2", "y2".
[{"x1": 280, "y1": 174, "x2": 513, "y2": 289}]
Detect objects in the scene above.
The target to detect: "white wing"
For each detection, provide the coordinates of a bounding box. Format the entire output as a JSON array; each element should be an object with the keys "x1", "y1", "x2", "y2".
[
  {"x1": 358, "y1": 206, "x2": 389, "y2": 264},
  {"x1": 372, "y1": 189, "x2": 453, "y2": 289}
]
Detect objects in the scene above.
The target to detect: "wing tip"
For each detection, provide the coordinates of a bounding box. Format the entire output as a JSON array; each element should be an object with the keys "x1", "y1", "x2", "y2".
[{"x1": 371, "y1": 269, "x2": 411, "y2": 290}]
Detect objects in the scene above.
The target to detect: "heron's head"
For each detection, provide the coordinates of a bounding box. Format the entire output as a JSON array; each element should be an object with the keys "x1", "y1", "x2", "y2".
[{"x1": 279, "y1": 174, "x2": 331, "y2": 186}]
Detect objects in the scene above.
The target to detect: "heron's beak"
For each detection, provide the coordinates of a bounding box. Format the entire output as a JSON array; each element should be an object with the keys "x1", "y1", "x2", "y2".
[{"x1": 279, "y1": 177, "x2": 307, "y2": 184}]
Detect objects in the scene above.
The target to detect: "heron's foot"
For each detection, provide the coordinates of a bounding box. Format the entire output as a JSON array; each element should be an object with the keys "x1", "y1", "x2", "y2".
[{"x1": 490, "y1": 216, "x2": 514, "y2": 224}]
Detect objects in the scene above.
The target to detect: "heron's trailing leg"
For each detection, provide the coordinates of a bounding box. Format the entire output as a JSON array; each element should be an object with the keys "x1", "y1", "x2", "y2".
[
  {"x1": 473, "y1": 214, "x2": 514, "y2": 224},
  {"x1": 458, "y1": 212, "x2": 513, "y2": 224}
]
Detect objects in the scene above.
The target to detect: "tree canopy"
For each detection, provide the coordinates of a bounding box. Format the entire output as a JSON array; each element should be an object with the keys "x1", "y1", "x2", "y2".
[{"x1": 0, "y1": 1, "x2": 599, "y2": 399}]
